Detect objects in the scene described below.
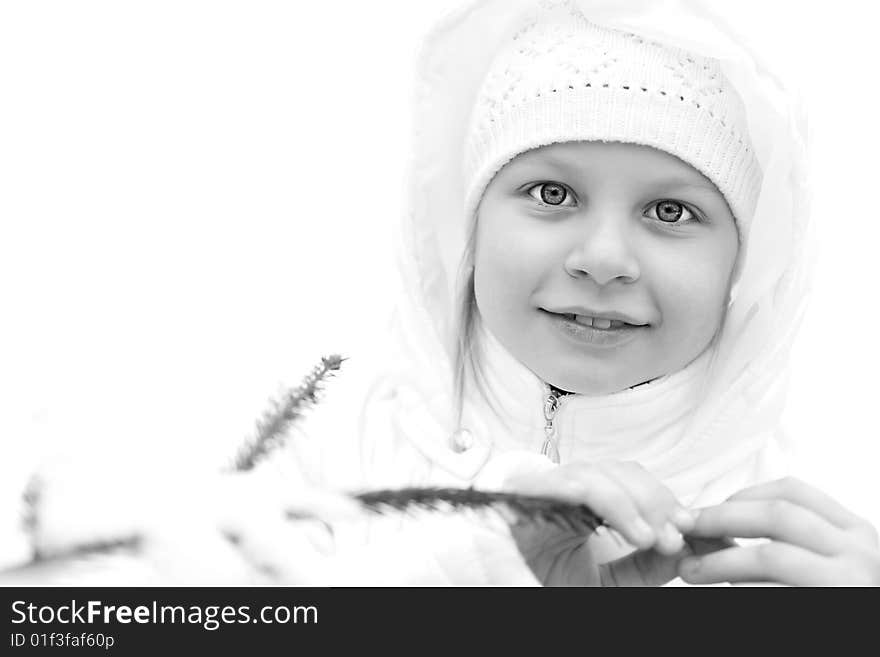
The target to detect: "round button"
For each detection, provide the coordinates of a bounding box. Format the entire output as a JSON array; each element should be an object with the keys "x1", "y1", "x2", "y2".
[{"x1": 450, "y1": 428, "x2": 474, "y2": 452}]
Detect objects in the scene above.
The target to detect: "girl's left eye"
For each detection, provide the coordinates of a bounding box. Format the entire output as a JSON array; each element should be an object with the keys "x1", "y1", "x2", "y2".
[
  {"x1": 645, "y1": 200, "x2": 697, "y2": 225},
  {"x1": 526, "y1": 182, "x2": 576, "y2": 207}
]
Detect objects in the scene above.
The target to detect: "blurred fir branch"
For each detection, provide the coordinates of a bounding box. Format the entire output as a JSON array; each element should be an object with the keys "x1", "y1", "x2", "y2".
[
  {"x1": 6, "y1": 474, "x2": 143, "y2": 578},
  {"x1": 232, "y1": 354, "x2": 346, "y2": 472},
  {"x1": 355, "y1": 487, "x2": 606, "y2": 534},
  {"x1": 6, "y1": 353, "x2": 613, "y2": 581},
  {"x1": 20, "y1": 475, "x2": 41, "y2": 542},
  {"x1": 31, "y1": 536, "x2": 143, "y2": 565}
]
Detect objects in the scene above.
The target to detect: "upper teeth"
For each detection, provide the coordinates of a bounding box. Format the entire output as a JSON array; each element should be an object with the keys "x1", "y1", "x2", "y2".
[{"x1": 572, "y1": 315, "x2": 624, "y2": 329}]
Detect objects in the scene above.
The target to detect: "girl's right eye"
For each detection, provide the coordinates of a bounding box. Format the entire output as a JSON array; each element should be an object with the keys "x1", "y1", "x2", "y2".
[{"x1": 526, "y1": 182, "x2": 576, "y2": 207}]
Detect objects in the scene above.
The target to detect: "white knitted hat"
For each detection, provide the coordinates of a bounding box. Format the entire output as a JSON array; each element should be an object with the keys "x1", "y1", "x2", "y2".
[{"x1": 462, "y1": 0, "x2": 762, "y2": 236}]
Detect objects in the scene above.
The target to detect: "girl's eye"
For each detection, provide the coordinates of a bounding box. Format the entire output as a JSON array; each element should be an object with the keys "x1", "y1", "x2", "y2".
[
  {"x1": 526, "y1": 182, "x2": 576, "y2": 207},
  {"x1": 645, "y1": 200, "x2": 697, "y2": 225}
]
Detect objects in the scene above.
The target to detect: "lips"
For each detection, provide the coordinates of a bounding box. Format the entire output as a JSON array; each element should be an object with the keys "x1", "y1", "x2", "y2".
[
  {"x1": 543, "y1": 308, "x2": 649, "y2": 328},
  {"x1": 544, "y1": 310, "x2": 645, "y2": 348},
  {"x1": 564, "y1": 314, "x2": 627, "y2": 330}
]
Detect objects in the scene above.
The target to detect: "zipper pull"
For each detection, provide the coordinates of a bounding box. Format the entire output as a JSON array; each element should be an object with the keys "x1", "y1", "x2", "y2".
[{"x1": 540, "y1": 387, "x2": 561, "y2": 464}]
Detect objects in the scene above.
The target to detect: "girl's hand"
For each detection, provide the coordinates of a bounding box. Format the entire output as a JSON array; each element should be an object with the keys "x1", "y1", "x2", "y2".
[
  {"x1": 504, "y1": 460, "x2": 712, "y2": 586},
  {"x1": 680, "y1": 477, "x2": 880, "y2": 586}
]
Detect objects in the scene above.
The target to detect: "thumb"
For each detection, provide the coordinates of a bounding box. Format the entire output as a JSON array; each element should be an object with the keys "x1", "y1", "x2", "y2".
[{"x1": 599, "y1": 536, "x2": 734, "y2": 587}]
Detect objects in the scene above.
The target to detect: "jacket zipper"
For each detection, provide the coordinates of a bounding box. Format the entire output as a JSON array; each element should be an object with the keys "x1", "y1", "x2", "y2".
[{"x1": 540, "y1": 383, "x2": 570, "y2": 464}]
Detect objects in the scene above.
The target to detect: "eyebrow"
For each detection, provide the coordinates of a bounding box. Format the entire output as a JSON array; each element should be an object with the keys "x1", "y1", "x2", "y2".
[
  {"x1": 522, "y1": 155, "x2": 579, "y2": 176},
  {"x1": 654, "y1": 179, "x2": 720, "y2": 194},
  {"x1": 657, "y1": 173, "x2": 718, "y2": 187}
]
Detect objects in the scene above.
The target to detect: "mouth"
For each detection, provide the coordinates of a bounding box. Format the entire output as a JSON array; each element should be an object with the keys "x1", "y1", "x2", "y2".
[
  {"x1": 560, "y1": 313, "x2": 633, "y2": 330},
  {"x1": 541, "y1": 310, "x2": 648, "y2": 348},
  {"x1": 543, "y1": 310, "x2": 649, "y2": 330}
]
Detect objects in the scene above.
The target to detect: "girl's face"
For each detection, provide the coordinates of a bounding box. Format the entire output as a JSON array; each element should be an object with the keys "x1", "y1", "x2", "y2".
[{"x1": 473, "y1": 141, "x2": 739, "y2": 395}]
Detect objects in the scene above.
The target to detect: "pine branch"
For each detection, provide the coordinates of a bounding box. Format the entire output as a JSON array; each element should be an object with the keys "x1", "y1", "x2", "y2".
[
  {"x1": 232, "y1": 354, "x2": 346, "y2": 472},
  {"x1": 354, "y1": 487, "x2": 606, "y2": 534},
  {"x1": 31, "y1": 536, "x2": 144, "y2": 564},
  {"x1": 4, "y1": 355, "x2": 348, "y2": 577},
  {"x1": 9, "y1": 475, "x2": 143, "y2": 571},
  {"x1": 20, "y1": 475, "x2": 41, "y2": 542}
]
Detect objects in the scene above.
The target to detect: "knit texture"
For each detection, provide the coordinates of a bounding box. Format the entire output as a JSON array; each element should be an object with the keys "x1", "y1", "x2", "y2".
[{"x1": 462, "y1": 0, "x2": 762, "y2": 236}]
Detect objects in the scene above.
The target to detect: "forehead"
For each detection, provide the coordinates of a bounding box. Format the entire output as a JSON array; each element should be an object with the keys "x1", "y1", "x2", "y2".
[{"x1": 498, "y1": 140, "x2": 719, "y2": 192}]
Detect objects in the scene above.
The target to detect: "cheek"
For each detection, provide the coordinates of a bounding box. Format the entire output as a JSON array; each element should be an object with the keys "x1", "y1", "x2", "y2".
[
  {"x1": 653, "y1": 252, "x2": 733, "y2": 341},
  {"x1": 473, "y1": 215, "x2": 544, "y2": 313}
]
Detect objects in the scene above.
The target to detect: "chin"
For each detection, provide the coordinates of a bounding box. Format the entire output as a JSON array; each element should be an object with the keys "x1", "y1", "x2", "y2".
[
  {"x1": 543, "y1": 363, "x2": 660, "y2": 395},
  {"x1": 542, "y1": 371, "x2": 627, "y2": 396}
]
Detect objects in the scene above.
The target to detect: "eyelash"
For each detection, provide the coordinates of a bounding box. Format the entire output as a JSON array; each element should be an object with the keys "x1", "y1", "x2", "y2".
[{"x1": 524, "y1": 182, "x2": 704, "y2": 226}]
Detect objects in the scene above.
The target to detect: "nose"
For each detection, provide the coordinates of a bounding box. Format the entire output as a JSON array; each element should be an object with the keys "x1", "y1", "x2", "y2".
[{"x1": 562, "y1": 213, "x2": 640, "y2": 285}]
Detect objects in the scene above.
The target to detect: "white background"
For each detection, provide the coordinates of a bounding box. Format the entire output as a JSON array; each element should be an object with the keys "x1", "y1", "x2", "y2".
[{"x1": 1, "y1": 1, "x2": 877, "y2": 528}]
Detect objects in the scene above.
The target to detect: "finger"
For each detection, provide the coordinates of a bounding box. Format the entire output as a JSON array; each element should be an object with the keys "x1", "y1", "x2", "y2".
[
  {"x1": 222, "y1": 516, "x2": 332, "y2": 584},
  {"x1": 510, "y1": 523, "x2": 600, "y2": 587},
  {"x1": 689, "y1": 500, "x2": 846, "y2": 556},
  {"x1": 684, "y1": 535, "x2": 738, "y2": 556},
  {"x1": 219, "y1": 474, "x2": 362, "y2": 524},
  {"x1": 215, "y1": 482, "x2": 338, "y2": 583},
  {"x1": 603, "y1": 462, "x2": 691, "y2": 554},
  {"x1": 726, "y1": 478, "x2": 866, "y2": 531},
  {"x1": 604, "y1": 462, "x2": 685, "y2": 522},
  {"x1": 600, "y1": 536, "x2": 735, "y2": 587},
  {"x1": 600, "y1": 547, "x2": 686, "y2": 587},
  {"x1": 283, "y1": 488, "x2": 363, "y2": 523},
  {"x1": 146, "y1": 520, "x2": 273, "y2": 585},
  {"x1": 509, "y1": 467, "x2": 655, "y2": 549},
  {"x1": 678, "y1": 542, "x2": 849, "y2": 586}
]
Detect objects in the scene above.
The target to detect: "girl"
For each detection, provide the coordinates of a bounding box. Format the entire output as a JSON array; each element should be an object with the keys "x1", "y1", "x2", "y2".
[
  {"x1": 275, "y1": 0, "x2": 879, "y2": 586},
  {"x1": 13, "y1": 0, "x2": 879, "y2": 586}
]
